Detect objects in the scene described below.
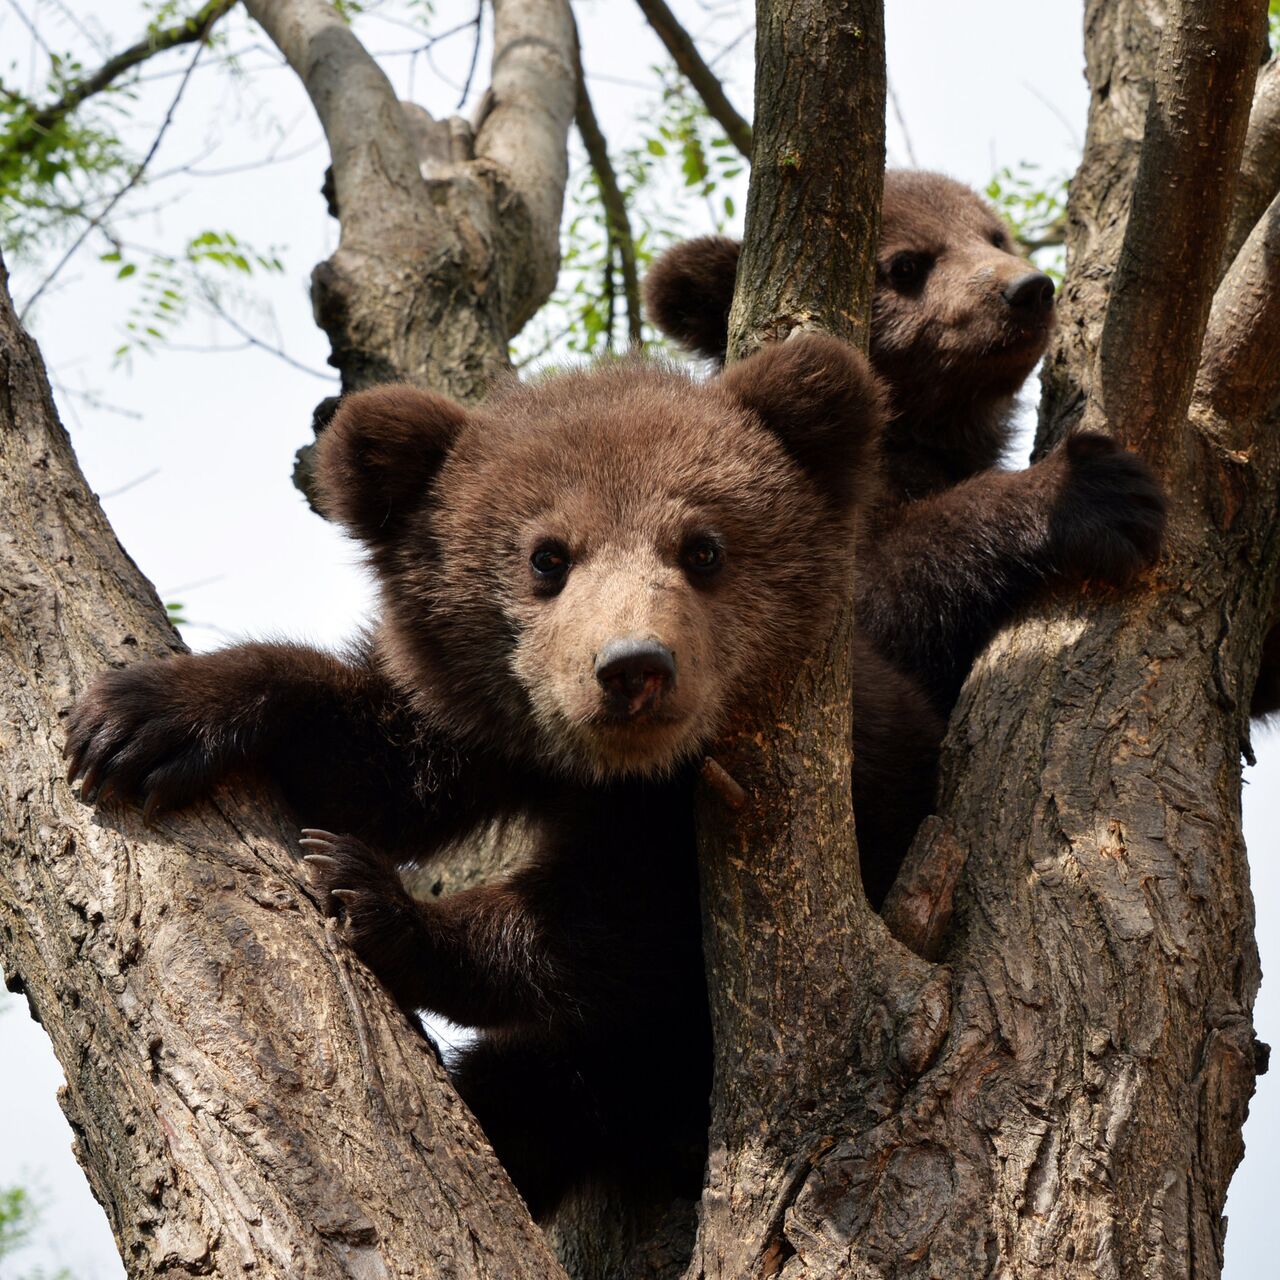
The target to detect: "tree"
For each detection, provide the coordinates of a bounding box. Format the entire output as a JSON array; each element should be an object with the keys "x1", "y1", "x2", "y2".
[{"x1": 1, "y1": 1, "x2": 1277, "y2": 1278}]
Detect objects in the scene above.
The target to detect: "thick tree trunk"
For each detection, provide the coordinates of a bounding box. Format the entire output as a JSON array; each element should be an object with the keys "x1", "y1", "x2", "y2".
[
  {"x1": 687, "y1": 4, "x2": 900, "y2": 1279},
  {"x1": 0, "y1": 255, "x2": 567, "y2": 1280},
  {"x1": 690, "y1": 1, "x2": 1276, "y2": 1277}
]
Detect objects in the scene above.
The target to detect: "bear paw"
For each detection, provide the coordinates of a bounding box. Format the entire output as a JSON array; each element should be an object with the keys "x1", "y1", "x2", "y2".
[
  {"x1": 298, "y1": 829, "x2": 417, "y2": 966},
  {"x1": 1050, "y1": 432, "x2": 1166, "y2": 585},
  {"x1": 65, "y1": 664, "x2": 222, "y2": 818}
]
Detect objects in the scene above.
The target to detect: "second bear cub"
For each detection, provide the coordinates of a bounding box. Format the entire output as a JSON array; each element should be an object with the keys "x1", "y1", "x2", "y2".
[{"x1": 646, "y1": 171, "x2": 1166, "y2": 714}]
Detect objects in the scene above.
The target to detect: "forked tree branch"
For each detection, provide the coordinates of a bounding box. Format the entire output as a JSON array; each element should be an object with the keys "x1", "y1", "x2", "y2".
[
  {"x1": 245, "y1": 0, "x2": 574, "y2": 403},
  {"x1": 1087, "y1": 0, "x2": 1265, "y2": 459},
  {"x1": 474, "y1": 0, "x2": 577, "y2": 329},
  {"x1": 1223, "y1": 58, "x2": 1280, "y2": 271},
  {"x1": 573, "y1": 35, "x2": 643, "y2": 347},
  {"x1": 634, "y1": 0, "x2": 753, "y2": 159},
  {"x1": 4, "y1": 0, "x2": 237, "y2": 158}
]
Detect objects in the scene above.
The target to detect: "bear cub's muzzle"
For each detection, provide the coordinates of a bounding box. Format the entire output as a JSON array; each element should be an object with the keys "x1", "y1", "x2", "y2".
[{"x1": 594, "y1": 635, "x2": 677, "y2": 720}]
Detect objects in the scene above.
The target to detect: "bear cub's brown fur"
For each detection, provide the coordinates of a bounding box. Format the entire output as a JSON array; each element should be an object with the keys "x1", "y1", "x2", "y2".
[
  {"x1": 646, "y1": 171, "x2": 1166, "y2": 715},
  {"x1": 65, "y1": 336, "x2": 942, "y2": 1218}
]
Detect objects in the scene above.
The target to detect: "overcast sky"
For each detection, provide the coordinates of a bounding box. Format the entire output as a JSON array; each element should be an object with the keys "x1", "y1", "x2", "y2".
[{"x1": 0, "y1": 3, "x2": 1275, "y2": 1277}]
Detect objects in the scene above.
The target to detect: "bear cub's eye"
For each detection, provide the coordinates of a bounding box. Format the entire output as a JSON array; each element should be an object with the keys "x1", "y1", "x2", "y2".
[
  {"x1": 681, "y1": 535, "x2": 724, "y2": 578},
  {"x1": 887, "y1": 252, "x2": 931, "y2": 288},
  {"x1": 531, "y1": 541, "x2": 571, "y2": 587},
  {"x1": 990, "y1": 229, "x2": 1010, "y2": 250}
]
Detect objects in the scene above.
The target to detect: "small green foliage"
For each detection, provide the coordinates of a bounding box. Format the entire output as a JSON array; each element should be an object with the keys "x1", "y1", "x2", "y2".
[
  {"x1": 0, "y1": 1185, "x2": 35, "y2": 1259},
  {"x1": 109, "y1": 230, "x2": 286, "y2": 361},
  {"x1": 514, "y1": 66, "x2": 748, "y2": 363},
  {"x1": 0, "y1": 79, "x2": 134, "y2": 259},
  {"x1": 985, "y1": 162, "x2": 1069, "y2": 281},
  {"x1": 165, "y1": 601, "x2": 189, "y2": 627},
  {"x1": 1270, "y1": 0, "x2": 1280, "y2": 54},
  {"x1": 0, "y1": 1183, "x2": 72, "y2": 1279}
]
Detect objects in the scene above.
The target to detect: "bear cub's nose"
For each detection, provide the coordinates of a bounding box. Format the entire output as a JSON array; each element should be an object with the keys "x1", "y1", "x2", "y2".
[
  {"x1": 595, "y1": 637, "x2": 676, "y2": 718},
  {"x1": 1002, "y1": 271, "x2": 1056, "y2": 313}
]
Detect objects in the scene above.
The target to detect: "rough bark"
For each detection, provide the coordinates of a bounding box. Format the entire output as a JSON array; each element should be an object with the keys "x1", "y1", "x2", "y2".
[
  {"x1": 693, "y1": 1, "x2": 1274, "y2": 1277},
  {"x1": 724, "y1": 1, "x2": 881, "y2": 361},
  {"x1": 1036, "y1": 0, "x2": 1165, "y2": 447},
  {"x1": 0, "y1": 255, "x2": 567, "y2": 1280},
  {"x1": 687, "y1": 5, "x2": 903, "y2": 1279},
  {"x1": 243, "y1": 0, "x2": 576, "y2": 404},
  {"x1": 1223, "y1": 56, "x2": 1280, "y2": 272}
]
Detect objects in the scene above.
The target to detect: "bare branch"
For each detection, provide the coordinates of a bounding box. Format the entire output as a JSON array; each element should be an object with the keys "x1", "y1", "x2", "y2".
[
  {"x1": 1086, "y1": 0, "x2": 1265, "y2": 459},
  {"x1": 1198, "y1": 191, "x2": 1280, "y2": 426},
  {"x1": 241, "y1": 0, "x2": 430, "y2": 243},
  {"x1": 574, "y1": 33, "x2": 643, "y2": 347},
  {"x1": 1223, "y1": 57, "x2": 1280, "y2": 271},
  {"x1": 4, "y1": 0, "x2": 236, "y2": 158},
  {"x1": 634, "y1": 0, "x2": 753, "y2": 159},
  {"x1": 474, "y1": 0, "x2": 577, "y2": 330}
]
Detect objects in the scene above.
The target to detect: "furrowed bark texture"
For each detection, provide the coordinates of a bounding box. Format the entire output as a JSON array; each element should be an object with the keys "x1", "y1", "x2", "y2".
[
  {"x1": 886, "y1": 2, "x2": 1272, "y2": 1275},
  {"x1": 696, "y1": 1, "x2": 1275, "y2": 1276},
  {"x1": 0, "y1": 257, "x2": 567, "y2": 1280},
  {"x1": 1036, "y1": 0, "x2": 1164, "y2": 447},
  {"x1": 725, "y1": 1, "x2": 882, "y2": 361},
  {"x1": 687, "y1": 4, "x2": 909, "y2": 1279},
  {"x1": 243, "y1": 0, "x2": 575, "y2": 404},
  {"x1": 1223, "y1": 57, "x2": 1280, "y2": 270}
]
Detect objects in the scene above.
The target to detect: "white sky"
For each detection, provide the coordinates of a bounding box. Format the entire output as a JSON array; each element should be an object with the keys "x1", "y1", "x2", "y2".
[{"x1": 0, "y1": 3, "x2": 1274, "y2": 1277}]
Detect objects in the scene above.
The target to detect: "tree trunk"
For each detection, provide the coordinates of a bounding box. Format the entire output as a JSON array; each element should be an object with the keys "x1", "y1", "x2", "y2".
[
  {"x1": 690, "y1": 0, "x2": 1277, "y2": 1276},
  {"x1": 0, "y1": 254, "x2": 566, "y2": 1280}
]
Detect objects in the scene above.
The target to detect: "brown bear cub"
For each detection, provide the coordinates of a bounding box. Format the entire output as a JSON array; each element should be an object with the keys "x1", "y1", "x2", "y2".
[
  {"x1": 646, "y1": 171, "x2": 1166, "y2": 715},
  {"x1": 65, "y1": 336, "x2": 942, "y2": 1219}
]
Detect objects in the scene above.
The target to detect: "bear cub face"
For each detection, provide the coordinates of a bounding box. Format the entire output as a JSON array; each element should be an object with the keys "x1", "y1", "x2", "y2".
[
  {"x1": 315, "y1": 336, "x2": 883, "y2": 780},
  {"x1": 871, "y1": 171, "x2": 1056, "y2": 439},
  {"x1": 644, "y1": 170, "x2": 1056, "y2": 466}
]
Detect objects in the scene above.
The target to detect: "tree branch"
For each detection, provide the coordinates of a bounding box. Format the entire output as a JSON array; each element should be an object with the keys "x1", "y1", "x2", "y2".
[
  {"x1": 1197, "y1": 191, "x2": 1280, "y2": 426},
  {"x1": 574, "y1": 33, "x2": 643, "y2": 347},
  {"x1": 5, "y1": 0, "x2": 237, "y2": 158},
  {"x1": 634, "y1": 0, "x2": 753, "y2": 159},
  {"x1": 1085, "y1": 0, "x2": 1265, "y2": 460},
  {"x1": 241, "y1": 0, "x2": 430, "y2": 243},
  {"x1": 473, "y1": 0, "x2": 577, "y2": 332},
  {"x1": 685, "y1": 8, "x2": 944, "y2": 1279},
  {"x1": 1223, "y1": 57, "x2": 1280, "y2": 271},
  {"x1": 0, "y1": 252, "x2": 568, "y2": 1280}
]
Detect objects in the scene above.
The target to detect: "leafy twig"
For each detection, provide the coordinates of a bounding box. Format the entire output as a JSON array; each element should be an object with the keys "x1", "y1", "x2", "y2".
[
  {"x1": 634, "y1": 0, "x2": 752, "y2": 158},
  {"x1": 19, "y1": 33, "x2": 209, "y2": 320},
  {"x1": 5, "y1": 0, "x2": 237, "y2": 159}
]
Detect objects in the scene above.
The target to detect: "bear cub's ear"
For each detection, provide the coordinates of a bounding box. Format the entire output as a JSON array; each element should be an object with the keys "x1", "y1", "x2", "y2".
[
  {"x1": 718, "y1": 333, "x2": 885, "y2": 510},
  {"x1": 643, "y1": 236, "x2": 741, "y2": 363},
  {"x1": 313, "y1": 386, "x2": 468, "y2": 545}
]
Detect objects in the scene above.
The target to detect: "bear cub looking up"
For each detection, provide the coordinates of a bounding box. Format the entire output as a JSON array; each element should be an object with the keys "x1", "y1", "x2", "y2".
[
  {"x1": 65, "y1": 335, "x2": 942, "y2": 1218},
  {"x1": 646, "y1": 170, "x2": 1166, "y2": 716}
]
